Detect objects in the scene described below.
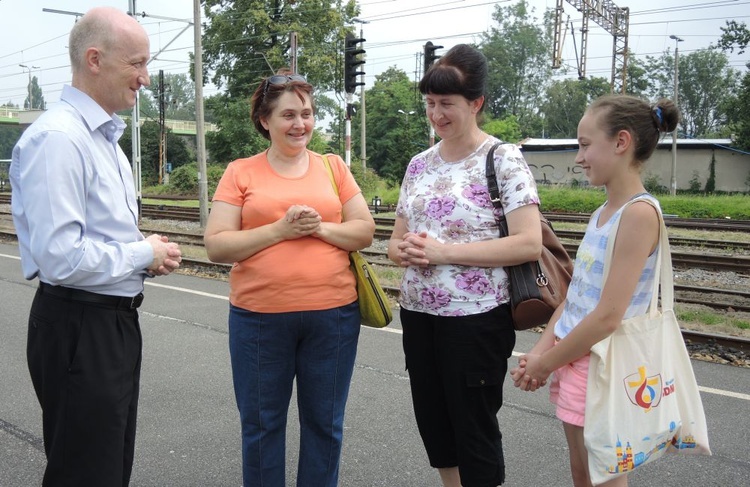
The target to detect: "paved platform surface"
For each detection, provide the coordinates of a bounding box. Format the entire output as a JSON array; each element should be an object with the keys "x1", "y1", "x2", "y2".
[{"x1": 1, "y1": 241, "x2": 748, "y2": 486}]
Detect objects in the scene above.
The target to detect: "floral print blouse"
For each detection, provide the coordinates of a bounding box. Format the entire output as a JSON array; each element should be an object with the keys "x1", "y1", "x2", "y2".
[{"x1": 395, "y1": 137, "x2": 540, "y2": 316}]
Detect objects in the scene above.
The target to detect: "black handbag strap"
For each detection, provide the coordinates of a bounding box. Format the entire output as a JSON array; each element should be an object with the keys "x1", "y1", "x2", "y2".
[
  {"x1": 485, "y1": 141, "x2": 503, "y2": 211},
  {"x1": 485, "y1": 141, "x2": 509, "y2": 238}
]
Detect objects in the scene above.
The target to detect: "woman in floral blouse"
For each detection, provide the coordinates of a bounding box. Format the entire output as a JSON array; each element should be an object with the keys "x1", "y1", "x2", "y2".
[{"x1": 387, "y1": 44, "x2": 542, "y2": 487}]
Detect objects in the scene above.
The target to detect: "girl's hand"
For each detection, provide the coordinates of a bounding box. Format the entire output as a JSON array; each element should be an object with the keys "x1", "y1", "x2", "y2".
[{"x1": 518, "y1": 353, "x2": 550, "y2": 391}]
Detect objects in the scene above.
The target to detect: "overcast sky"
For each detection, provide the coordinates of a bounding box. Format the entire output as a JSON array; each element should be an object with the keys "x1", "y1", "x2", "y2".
[{"x1": 1, "y1": 0, "x2": 748, "y2": 111}]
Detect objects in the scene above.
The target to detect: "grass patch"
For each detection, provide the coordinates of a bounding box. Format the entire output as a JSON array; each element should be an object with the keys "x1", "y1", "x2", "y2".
[
  {"x1": 538, "y1": 187, "x2": 750, "y2": 219},
  {"x1": 677, "y1": 309, "x2": 725, "y2": 326},
  {"x1": 144, "y1": 198, "x2": 201, "y2": 208}
]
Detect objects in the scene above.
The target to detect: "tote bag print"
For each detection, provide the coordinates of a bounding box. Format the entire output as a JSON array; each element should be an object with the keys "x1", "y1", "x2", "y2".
[
  {"x1": 622, "y1": 364, "x2": 702, "y2": 454},
  {"x1": 595, "y1": 359, "x2": 696, "y2": 477}
]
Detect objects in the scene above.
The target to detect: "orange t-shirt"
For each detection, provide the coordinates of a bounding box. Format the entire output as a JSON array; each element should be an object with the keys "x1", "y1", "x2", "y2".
[{"x1": 212, "y1": 150, "x2": 361, "y2": 312}]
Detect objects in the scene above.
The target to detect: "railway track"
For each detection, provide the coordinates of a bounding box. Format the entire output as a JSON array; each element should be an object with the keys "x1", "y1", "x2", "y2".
[
  {"x1": 2, "y1": 206, "x2": 750, "y2": 273},
  {"x1": 8, "y1": 193, "x2": 749, "y2": 234},
  {"x1": 175, "y1": 256, "x2": 750, "y2": 353},
  {"x1": 2, "y1": 196, "x2": 749, "y2": 351},
  {"x1": 0, "y1": 226, "x2": 747, "y2": 353}
]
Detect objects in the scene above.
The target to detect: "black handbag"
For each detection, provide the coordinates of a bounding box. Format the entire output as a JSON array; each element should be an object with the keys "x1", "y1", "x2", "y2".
[{"x1": 486, "y1": 142, "x2": 574, "y2": 330}]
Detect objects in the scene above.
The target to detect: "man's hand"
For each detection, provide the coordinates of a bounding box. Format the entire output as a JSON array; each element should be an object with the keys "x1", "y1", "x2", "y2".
[{"x1": 146, "y1": 234, "x2": 182, "y2": 276}]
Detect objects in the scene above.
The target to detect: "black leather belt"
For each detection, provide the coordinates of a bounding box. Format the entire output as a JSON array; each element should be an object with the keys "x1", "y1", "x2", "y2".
[{"x1": 39, "y1": 282, "x2": 144, "y2": 310}]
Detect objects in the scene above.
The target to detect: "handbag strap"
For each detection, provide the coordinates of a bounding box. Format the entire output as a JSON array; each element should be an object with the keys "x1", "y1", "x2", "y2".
[
  {"x1": 485, "y1": 141, "x2": 507, "y2": 236},
  {"x1": 602, "y1": 196, "x2": 674, "y2": 314},
  {"x1": 321, "y1": 154, "x2": 339, "y2": 196}
]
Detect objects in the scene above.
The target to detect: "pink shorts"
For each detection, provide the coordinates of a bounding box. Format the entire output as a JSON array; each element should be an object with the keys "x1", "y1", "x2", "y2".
[{"x1": 549, "y1": 346, "x2": 590, "y2": 427}]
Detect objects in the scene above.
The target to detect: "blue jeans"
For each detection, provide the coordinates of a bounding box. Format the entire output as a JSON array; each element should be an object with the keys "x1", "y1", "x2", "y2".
[{"x1": 228, "y1": 302, "x2": 361, "y2": 487}]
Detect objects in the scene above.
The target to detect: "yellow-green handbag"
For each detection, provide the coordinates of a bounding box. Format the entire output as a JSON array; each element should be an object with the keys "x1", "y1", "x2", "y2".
[{"x1": 322, "y1": 155, "x2": 393, "y2": 328}]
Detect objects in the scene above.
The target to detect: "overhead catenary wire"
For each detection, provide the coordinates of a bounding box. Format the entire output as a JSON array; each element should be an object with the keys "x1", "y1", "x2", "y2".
[{"x1": 0, "y1": 1, "x2": 748, "y2": 107}]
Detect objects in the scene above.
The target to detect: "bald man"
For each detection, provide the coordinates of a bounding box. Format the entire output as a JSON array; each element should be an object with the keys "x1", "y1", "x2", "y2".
[{"x1": 10, "y1": 7, "x2": 181, "y2": 486}]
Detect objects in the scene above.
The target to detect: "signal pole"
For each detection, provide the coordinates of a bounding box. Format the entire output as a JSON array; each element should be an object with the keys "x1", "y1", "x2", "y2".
[
  {"x1": 423, "y1": 41, "x2": 442, "y2": 147},
  {"x1": 353, "y1": 19, "x2": 369, "y2": 172},
  {"x1": 344, "y1": 33, "x2": 366, "y2": 166}
]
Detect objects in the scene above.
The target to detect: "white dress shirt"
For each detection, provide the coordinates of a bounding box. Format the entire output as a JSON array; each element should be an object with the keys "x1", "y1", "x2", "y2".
[{"x1": 10, "y1": 84, "x2": 153, "y2": 296}]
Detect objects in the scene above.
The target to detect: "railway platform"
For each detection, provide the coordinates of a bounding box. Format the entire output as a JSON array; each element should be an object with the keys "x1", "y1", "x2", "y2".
[{"x1": 0, "y1": 241, "x2": 748, "y2": 486}]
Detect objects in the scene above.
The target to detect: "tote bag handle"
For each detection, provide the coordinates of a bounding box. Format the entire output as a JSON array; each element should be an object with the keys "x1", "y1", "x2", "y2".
[{"x1": 601, "y1": 197, "x2": 674, "y2": 316}]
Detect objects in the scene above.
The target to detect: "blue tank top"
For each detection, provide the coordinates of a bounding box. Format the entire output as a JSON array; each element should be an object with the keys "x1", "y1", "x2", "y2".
[{"x1": 554, "y1": 194, "x2": 661, "y2": 339}]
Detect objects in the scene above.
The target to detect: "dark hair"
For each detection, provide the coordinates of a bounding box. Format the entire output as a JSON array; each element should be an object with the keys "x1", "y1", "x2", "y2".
[
  {"x1": 587, "y1": 95, "x2": 680, "y2": 164},
  {"x1": 418, "y1": 44, "x2": 487, "y2": 113},
  {"x1": 250, "y1": 69, "x2": 315, "y2": 140}
]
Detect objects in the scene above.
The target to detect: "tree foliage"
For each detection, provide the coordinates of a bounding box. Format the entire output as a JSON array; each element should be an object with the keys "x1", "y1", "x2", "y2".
[
  {"x1": 144, "y1": 73, "x2": 197, "y2": 121},
  {"x1": 0, "y1": 125, "x2": 22, "y2": 159},
  {"x1": 718, "y1": 21, "x2": 750, "y2": 151},
  {"x1": 641, "y1": 49, "x2": 740, "y2": 137},
  {"x1": 678, "y1": 50, "x2": 740, "y2": 137},
  {"x1": 23, "y1": 76, "x2": 45, "y2": 110},
  {"x1": 479, "y1": 0, "x2": 552, "y2": 136},
  {"x1": 481, "y1": 115, "x2": 522, "y2": 143},
  {"x1": 200, "y1": 0, "x2": 358, "y2": 163},
  {"x1": 541, "y1": 77, "x2": 610, "y2": 138},
  {"x1": 120, "y1": 120, "x2": 192, "y2": 186},
  {"x1": 717, "y1": 20, "x2": 750, "y2": 54},
  {"x1": 350, "y1": 67, "x2": 429, "y2": 182}
]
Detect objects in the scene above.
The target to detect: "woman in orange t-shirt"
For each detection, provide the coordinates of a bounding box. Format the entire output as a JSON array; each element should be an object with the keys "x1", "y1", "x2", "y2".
[{"x1": 204, "y1": 72, "x2": 375, "y2": 487}]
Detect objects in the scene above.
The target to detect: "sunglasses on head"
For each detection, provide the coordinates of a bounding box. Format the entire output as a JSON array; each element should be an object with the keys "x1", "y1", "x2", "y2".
[{"x1": 262, "y1": 74, "x2": 307, "y2": 99}]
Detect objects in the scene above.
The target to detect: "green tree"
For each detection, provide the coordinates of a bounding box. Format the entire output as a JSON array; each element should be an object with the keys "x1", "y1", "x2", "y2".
[
  {"x1": 1, "y1": 102, "x2": 22, "y2": 165},
  {"x1": 726, "y1": 72, "x2": 750, "y2": 151},
  {"x1": 120, "y1": 120, "x2": 192, "y2": 186},
  {"x1": 0, "y1": 125, "x2": 22, "y2": 159},
  {"x1": 204, "y1": 94, "x2": 269, "y2": 164},
  {"x1": 541, "y1": 77, "x2": 610, "y2": 138},
  {"x1": 480, "y1": 0, "x2": 552, "y2": 136},
  {"x1": 717, "y1": 21, "x2": 750, "y2": 151},
  {"x1": 24, "y1": 75, "x2": 45, "y2": 110},
  {"x1": 678, "y1": 49, "x2": 740, "y2": 137},
  {"x1": 643, "y1": 49, "x2": 740, "y2": 137},
  {"x1": 200, "y1": 0, "x2": 358, "y2": 163},
  {"x1": 717, "y1": 20, "x2": 750, "y2": 54},
  {"x1": 624, "y1": 55, "x2": 651, "y2": 97},
  {"x1": 145, "y1": 73, "x2": 196, "y2": 121},
  {"x1": 481, "y1": 115, "x2": 522, "y2": 143},
  {"x1": 351, "y1": 67, "x2": 428, "y2": 182},
  {"x1": 641, "y1": 53, "x2": 674, "y2": 100}
]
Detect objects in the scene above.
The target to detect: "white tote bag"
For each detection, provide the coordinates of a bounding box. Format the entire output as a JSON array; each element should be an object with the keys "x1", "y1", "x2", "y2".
[{"x1": 584, "y1": 199, "x2": 711, "y2": 486}]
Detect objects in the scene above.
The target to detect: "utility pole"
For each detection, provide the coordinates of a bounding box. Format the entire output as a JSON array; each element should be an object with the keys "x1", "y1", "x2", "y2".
[
  {"x1": 158, "y1": 70, "x2": 167, "y2": 185},
  {"x1": 128, "y1": 0, "x2": 143, "y2": 219},
  {"x1": 193, "y1": 0, "x2": 208, "y2": 227},
  {"x1": 552, "y1": 0, "x2": 630, "y2": 93},
  {"x1": 290, "y1": 32, "x2": 298, "y2": 73},
  {"x1": 670, "y1": 35, "x2": 683, "y2": 196}
]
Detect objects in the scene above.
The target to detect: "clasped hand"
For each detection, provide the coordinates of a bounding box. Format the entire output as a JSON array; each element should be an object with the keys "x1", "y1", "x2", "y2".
[
  {"x1": 280, "y1": 205, "x2": 322, "y2": 239},
  {"x1": 146, "y1": 234, "x2": 182, "y2": 276},
  {"x1": 509, "y1": 353, "x2": 549, "y2": 392},
  {"x1": 396, "y1": 231, "x2": 445, "y2": 267}
]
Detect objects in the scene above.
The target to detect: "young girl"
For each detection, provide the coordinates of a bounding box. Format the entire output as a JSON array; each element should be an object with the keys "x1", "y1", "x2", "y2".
[{"x1": 510, "y1": 94, "x2": 680, "y2": 487}]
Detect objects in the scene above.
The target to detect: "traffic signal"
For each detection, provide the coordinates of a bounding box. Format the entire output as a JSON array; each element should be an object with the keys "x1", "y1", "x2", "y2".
[
  {"x1": 344, "y1": 33, "x2": 366, "y2": 94},
  {"x1": 424, "y1": 41, "x2": 443, "y2": 74}
]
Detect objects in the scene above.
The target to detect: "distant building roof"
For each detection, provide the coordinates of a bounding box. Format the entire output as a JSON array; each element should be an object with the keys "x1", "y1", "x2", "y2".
[{"x1": 519, "y1": 138, "x2": 734, "y2": 151}]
